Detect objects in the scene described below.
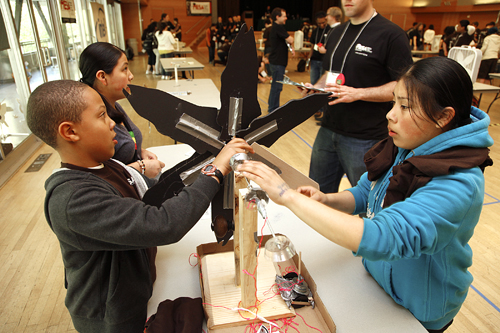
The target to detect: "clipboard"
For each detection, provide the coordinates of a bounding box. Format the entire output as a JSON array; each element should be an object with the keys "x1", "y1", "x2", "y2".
[{"x1": 277, "y1": 75, "x2": 332, "y2": 94}]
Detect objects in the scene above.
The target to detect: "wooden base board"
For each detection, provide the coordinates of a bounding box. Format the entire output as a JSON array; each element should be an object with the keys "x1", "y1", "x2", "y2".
[{"x1": 201, "y1": 250, "x2": 295, "y2": 330}]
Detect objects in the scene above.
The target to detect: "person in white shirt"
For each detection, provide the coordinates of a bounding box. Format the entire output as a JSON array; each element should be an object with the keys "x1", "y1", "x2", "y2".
[
  {"x1": 155, "y1": 21, "x2": 177, "y2": 79},
  {"x1": 478, "y1": 27, "x2": 500, "y2": 83},
  {"x1": 423, "y1": 24, "x2": 435, "y2": 51}
]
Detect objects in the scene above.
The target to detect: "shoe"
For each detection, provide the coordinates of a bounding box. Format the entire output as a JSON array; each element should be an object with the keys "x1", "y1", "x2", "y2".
[{"x1": 145, "y1": 70, "x2": 151, "y2": 74}]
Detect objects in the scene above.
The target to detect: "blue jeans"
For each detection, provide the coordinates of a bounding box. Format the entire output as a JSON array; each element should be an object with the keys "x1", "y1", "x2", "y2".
[
  {"x1": 160, "y1": 52, "x2": 174, "y2": 76},
  {"x1": 310, "y1": 59, "x2": 324, "y2": 85},
  {"x1": 309, "y1": 126, "x2": 380, "y2": 193},
  {"x1": 268, "y1": 64, "x2": 286, "y2": 113}
]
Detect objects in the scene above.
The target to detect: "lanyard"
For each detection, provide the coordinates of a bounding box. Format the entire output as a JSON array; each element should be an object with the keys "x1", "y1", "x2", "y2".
[
  {"x1": 315, "y1": 26, "x2": 326, "y2": 45},
  {"x1": 328, "y1": 10, "x2": 377, "y2": 74}
]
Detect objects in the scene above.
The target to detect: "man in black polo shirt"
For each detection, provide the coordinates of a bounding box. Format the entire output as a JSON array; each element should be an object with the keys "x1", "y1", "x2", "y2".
[
  {"x1": 306, "y1": 0, "x2": 412, "y2": 193},
  {"x1": 308, "y1": 11, "x2": 330, "y2": 85},
  {"x1": 268, "y1": 7, "x2": 294, "y2": 113}
]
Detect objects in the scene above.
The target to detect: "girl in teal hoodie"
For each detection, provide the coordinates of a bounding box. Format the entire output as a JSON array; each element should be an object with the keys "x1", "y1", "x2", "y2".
[{"x1": 238, "y1": 56, "x2": 494, "y2": 332}]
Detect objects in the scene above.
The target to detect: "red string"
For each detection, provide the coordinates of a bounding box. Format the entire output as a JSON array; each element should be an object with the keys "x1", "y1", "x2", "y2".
[
  {"x1": 189, "y1": 253, "x2": 199, "y2": 267},
  {"x1": 200, "y1": 212, "x2": 323, "y2": 333}
]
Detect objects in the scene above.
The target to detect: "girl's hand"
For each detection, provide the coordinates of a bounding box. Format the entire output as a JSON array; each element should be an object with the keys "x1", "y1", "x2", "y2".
[
  {"x1": 237, "y1": 161, "x2": 294, "y2": 206},
  {"x1": 297, "y1": 186, "x2": 327, "y2": 204}
]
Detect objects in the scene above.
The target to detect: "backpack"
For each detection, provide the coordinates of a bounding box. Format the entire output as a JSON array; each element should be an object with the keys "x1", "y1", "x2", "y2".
[
  {"x1": 143, "y1": 32, "x2": 158, "y2": 51},
  {"x1": 297, "y1": 59, "x2": 306, "y2": 72}
]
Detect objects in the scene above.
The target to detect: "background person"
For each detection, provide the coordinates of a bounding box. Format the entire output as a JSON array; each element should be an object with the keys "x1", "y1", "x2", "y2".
[
  {"x1": 156, "y1": 22, "x2": 177, "y2": 79},
  {"x1": 206, "y1": 24, "x2": 217, "y2": 65},
  {"x1": 141, "y1": 21, "x2": 157, "y2": 75},
  {"x1": 318, "y1": 6, "x2": 343, "y2": 55},
  {"x1": 308, "y1": 11, "x2": 330, "y2": 85},
  {"x1": 478, "y1": 27, "x2": 500, "y2": 84},
  {"x1": 268, "y1": 7, "x2": 294, "y2": 113},
  {"x1": 423, "y1": 24, "x2": 435, "y2": 51},
  {"x1": 305, "y1": 0, "x2": 413, "y2": 194},
  {"x1": 239, "y1": 56, "x2": 493, "y2": 333}
]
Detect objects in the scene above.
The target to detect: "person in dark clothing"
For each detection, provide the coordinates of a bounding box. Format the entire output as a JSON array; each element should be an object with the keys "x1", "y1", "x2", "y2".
[
  {"x1": 172, "y1": 18, "x2": 182, "y2": 41},
  {"x1": 409, "y1": 22, "x2": 424, "y2": 51},
  {"x1": 206, "y1": 24, "x2": 217, "y2": 65},
  {"x1": 26, "y1": 79, "x2": 253, "y2": 333},
  {"x1": 262, "y1": 18, "x2": 273, "y2": 76},
  {"x1": 439, "y1": 26, "x2": 456, "y2": 57},
  {"x1": 160, "y1": 13, "x2": 175, "y2": 31},
  {"x1": 450, "y1": 19, "x2": 474, "y2": 48},
  {"x1": 308, "y1": 11, "x2": 330, "y2": 85},
  {"x1": 217, "y1": 40, "x2": 231, "y2": 65},
  {"x1": 302, "y1": 0, "x2": 413, "y2": 194},
  {"x1": 267, "y1": 7, "x2": 294, "y2": 113},
  {"x1": 141, "y1": 21, "x2": 157, "y2": 74}
]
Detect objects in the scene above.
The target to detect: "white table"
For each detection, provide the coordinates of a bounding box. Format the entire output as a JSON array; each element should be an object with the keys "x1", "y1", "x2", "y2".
[
  {"x1": 160, "y1": 57, "x2": 204, "y2": 79},
  {"x1": 257, "y1": 46, "x2": 311, "y2": 56},
  {"x1": 473, "y1": 81, "x2": 500, "y2": 112},
  {"x1": 486, "y1": 73, "x2": 500, "y2": 113},
  {"x1": 156, "y1": 78, "x2": 221, "y2": 109},
  {"x1": 411, "y1": 50, "x2": 439, "y2": 56},
  {"x1": 171, "y1": 46, "x2": 193, "y2": 55},
  {"x1": 145, "y1": 144, "x2": 427, "y2": 333}
]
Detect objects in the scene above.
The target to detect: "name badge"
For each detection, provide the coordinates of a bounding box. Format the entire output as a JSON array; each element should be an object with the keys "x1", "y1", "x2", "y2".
[
  {"x1": 314, "y1": 44, "x2": 319, "y2": 51},
  {"x1": 326, "y1": 71, "x2": 345, "y2": 85}
]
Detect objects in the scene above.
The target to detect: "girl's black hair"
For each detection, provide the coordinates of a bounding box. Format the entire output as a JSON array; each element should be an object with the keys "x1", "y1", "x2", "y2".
[
  {"x1": 400, "y1": 57, "x2": 472, "y2": 129},
  {"x1": 157, "y1": 21, "x2": 168, "y2": 34},
  {"x1": 79, "y1": 42, "x2": 126, "y2": 124}
]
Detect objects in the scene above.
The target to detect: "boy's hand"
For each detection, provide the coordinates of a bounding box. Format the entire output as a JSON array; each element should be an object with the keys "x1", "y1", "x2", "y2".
[
  {"x1": 212, "y1": 138, "x2": 253, "y2": 176},
  {"x1": 143, "y1": 159, "x2": 165, "y2": 178},
  {"x1": 141, "y1": 148, "x2": 158, "y2": 160}
]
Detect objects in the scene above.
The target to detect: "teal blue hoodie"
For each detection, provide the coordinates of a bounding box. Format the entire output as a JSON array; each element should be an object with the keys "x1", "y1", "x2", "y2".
[{"x1": 347, "y1": 107, "x2": 494, "y2": 330}]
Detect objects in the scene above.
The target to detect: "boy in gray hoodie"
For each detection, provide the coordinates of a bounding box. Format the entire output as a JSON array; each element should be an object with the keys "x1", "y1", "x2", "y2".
[{"x1": 27, "y1": 80, "x2": 252, "y2": 333}]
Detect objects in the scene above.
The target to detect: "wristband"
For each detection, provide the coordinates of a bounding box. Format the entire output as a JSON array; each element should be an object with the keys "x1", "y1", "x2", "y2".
[
  {"x1": 137, "y1": 159, "x2": 146, "y2": 174},
  {"x1": 201, "y1": 164, "x2": 224, "y2": 184}
]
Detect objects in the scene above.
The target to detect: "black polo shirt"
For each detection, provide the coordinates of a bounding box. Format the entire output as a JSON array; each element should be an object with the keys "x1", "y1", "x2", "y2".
[{"x1": 269, "y1": 22, "x2": 289, "y2": 67}]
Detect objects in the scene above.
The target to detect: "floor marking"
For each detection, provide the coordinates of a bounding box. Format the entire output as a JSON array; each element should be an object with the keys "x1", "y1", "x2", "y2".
[
  {"x1": 25, "y1": 153, "x2": 52, "y2": 173},
  {"x1": 470, "y1": 284, "x2": 500, "y2": 313}
]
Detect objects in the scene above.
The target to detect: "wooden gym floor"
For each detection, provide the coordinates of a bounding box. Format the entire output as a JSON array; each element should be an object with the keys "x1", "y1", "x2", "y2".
[{"x1": 0, "y1": 46, "x2": 499, "y2": 332}]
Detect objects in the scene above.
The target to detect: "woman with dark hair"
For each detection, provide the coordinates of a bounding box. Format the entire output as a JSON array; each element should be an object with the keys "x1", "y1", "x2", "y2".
[
  {"x1": 155, "y1": 21, "x2": 177, "y2": 79},
  {"x1": 238, "y1": 56, "x2": 493, "y2": 332},
  {"x1": 409, "y1": 22, "x2": 424, "y2": 50},
  {"x1": 439, "y1": 26, "x2": 456, "y2": 57},
  {"x1": 79, "y1": 42, "x2": 165, "y2": 178},
  {"x1": 172, "y1": 18, "x2": 182, "y2": 41},
  {"x1": 142, "y1": 21, "x2": 158, "y2": 74}
]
